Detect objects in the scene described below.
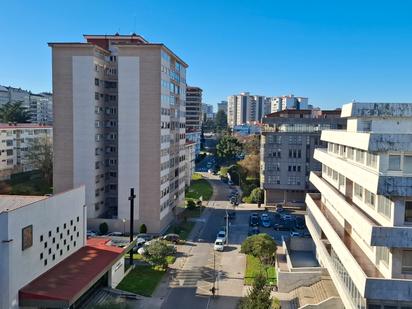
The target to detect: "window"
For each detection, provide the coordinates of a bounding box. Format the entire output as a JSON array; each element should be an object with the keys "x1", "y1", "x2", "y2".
[
  {"x1": 377, "y1": 196, "x2": 392, "y2": 219},
  {"x1": 40, "y1": 235, "x2": 43, "y2": 242},
  {"x1": 405, "y1": 201, "x2": 412, "y2": 223},
  {"x1": 44, "y1": 259, "x2": 47, "y2": 266},
  {"x1": 404, "y1": 155, "x2": 412, "y2": 173},
  {"x1": 40, "y1": 253, "x2": 43, "y2": 260},
  {"x1": 338, "y1": 174, "x2": 345, "y2": 189},
  {"x1": 366, "y1": 153, "x2": 378, "y2": 168},
  {"x1": 388, "y1": 155, "x2": 401, "y2": 171},
  {"x1": 95, "y1": 92, "x2": 99, "y2": 100},
  {"x1": 354, "y1": 183, "x2": 363, "y2": 199},
  {"x1": 355, "y1": 150, "x2": 365, "y2": 163},
  {"x1": 377, "y1": 246, "x2": 390, "y2": 266},
  {"x1": 365, "y1": 190, "x2": 375, "y2": 208},
  {"x1": 347, "y1": 147, "x2": 354, "y2": 160},
  {"x1": 402, "y1": 250, "x2": 412, "y2": 273}
]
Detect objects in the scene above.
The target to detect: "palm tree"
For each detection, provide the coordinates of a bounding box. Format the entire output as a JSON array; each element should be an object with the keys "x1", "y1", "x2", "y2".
[{"x1": 0, "y1": 101, "x2": 30, "y2": 123}]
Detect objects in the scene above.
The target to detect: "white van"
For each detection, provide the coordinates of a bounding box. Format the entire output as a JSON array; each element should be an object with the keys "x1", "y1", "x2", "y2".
[{"x1": 214, "y1": 239, "x2": 225, "y2": 251}]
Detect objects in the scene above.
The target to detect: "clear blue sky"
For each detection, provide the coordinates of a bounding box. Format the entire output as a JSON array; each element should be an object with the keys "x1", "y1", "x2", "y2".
[{"x1": 1, "y1": 0, "x2": 412, "y2": 110}]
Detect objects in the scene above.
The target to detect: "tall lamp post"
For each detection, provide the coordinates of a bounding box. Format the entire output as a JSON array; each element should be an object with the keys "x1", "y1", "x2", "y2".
[{"x1": 128, "y1": 188, "x2": 136, "y2": 268}]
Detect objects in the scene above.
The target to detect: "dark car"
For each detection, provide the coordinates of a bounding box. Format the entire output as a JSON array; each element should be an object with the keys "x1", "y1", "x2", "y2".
[
  {"x1": 162, "y1": 233, "x2": 181, "y2": 244},
  {"x1": 273, "y1": 219, "x2": 293, "y2": 231},
  {"x1": 248, "y1": 226, "x2": 260, "y2": 236},
  {"x1": 249, "y1": 213, "x2": 259, "y2": 226},
  {"x1": 295, "y1": 217, "x2": 306, "y2": 230}
]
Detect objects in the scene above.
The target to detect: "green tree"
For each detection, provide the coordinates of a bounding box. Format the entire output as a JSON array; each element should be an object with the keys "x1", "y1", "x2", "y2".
[
  {"x1": 99, "y1": 222, "x2": 109, "y2": 235},
  {"x1": 186, "y1": 199, "x2": 196, "y2": 210},
  {"x1": 238, "y1": 154, "x2": 260, "y2": 179},
  {"x1": 241, "y1": 233, "x2": 277, "y2": 266},
  {"x1": 215, "y1": 110, "x2": 228, "y2": 132},
  {"x1": 238, "y1": 274, "x2": 272, "y2": 309},
  {"x1": 0, "y1": 101, "x2": 30, "y2": 123},
  {"x1": 249, "y1": 188, "x2": 264, "y2": 203},
  {"x1": 143, "y1": 240, "x2": 176, "y2": 269},
  {"x1": 25, "y1": 136, "x2": 53, "y2": 186},
  {"x1": 139, "y1": 224, "x2": 147, "y2": 233},
  {"x1": 216, "y1": 135, "x2": 243, "y2": 161}
]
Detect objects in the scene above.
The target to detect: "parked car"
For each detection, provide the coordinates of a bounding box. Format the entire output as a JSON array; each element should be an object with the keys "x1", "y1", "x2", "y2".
[
  {"x1": 163, "y1": 233, "x2": 181, "y2": 244},
  {"x1": 248, "y1": 226, "x2": 260, "y2": 236},
  {"x1": 249, "y1": 213, "x2": 259, "y2": 226},
  {"x1": 295, "y1": 217, "x2": 306, "y2": 229},
  {"x1": 273, "y1": 222, "x2": 292, "y2": 231},
  {"x1": 86, "y1": 230, "x2": 97, "y2": 237},
  {"x1": 107, "y1": 231, "x2": 123, "y2": 237},
  {"x1": 214, "y1": 239, "x2": 225, "y2": 251},
  {"x1": 216, "y1": 230, "x2": 227, "y2": 242},
  {"x1": 282, "y1": 214, "x2": 293, "y2": 221},
  {"x1": 133, "y1": 237, "x2": 147, "y2": 252},
  {"x1": 276, "y1": 204, "x2": 284, "y2": 212},
  {"x1": 137, "y1": 233, "x2": 153, "y2": 241},
  {"x1": 290, "y1": 231, "x2": 301, "y2": 237},
  {"x1": 260, "y1": 213, "x2": 271, "y2": 228},
  {"x1": 228, "y1": 180, "x2": 234, "y2": 186}
]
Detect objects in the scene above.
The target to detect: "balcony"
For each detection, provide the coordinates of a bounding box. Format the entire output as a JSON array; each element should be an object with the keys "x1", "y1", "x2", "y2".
[{"x1": 310, "y1": 172, "x2": 412, "y2": 247}]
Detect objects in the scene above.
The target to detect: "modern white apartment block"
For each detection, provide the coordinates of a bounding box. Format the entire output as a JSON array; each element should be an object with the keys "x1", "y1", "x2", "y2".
[
  {"x1": 49, "y1": 34, "x2": 188, "y2": 233},
  {"x1": 270, "y1": 94, "x2": 309, "y2": 113},
  {"x1": 0, "y1": 86, "x2": 53, "y2": 124},
  {"x1": 0, "y1": 123, "x2": 52, "y2": 180},
  {"x1": 227, "y1": 92, "x2": 268, "y2": 127},
  {"x1": 306, "y1": 102, "x2": 412, "y2": 309},
  {"x1": 0, "y1": 187, "x2": 86, "y2": 309}
]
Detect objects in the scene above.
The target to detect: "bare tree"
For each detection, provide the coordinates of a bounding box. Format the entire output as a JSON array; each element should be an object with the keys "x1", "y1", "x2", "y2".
[{"x1": 26, "y1": 136, "x2": 53, "y2": 186}]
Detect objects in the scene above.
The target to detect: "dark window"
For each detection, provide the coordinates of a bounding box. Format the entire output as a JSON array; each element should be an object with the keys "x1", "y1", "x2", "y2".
[
  {"x1": 44, "y1": 259, "x2": 47, "y2": 266},
  {"x1": 52, "y1": 237, "x2": 55, "y2": 244},
  {"x1": 56, "y1": 227, "x2": 59, "y2": 233},
  {"x1": 57, "y1": 244, "x2": 59, "y2": 249},
  {"x1": 76, "y1": 216, "x2": 80, "y2": 222},
  {"x1": 60, "y1": 249, "x2": 63, "y2": 256},
  {"x1": 48, "y1": 248, "x2": 51, "y2": 254},
  {"x1": 64, "y1": 239, "x2": 66, "y2": 245},
  {"x1": 60, "y1": 233, "x2": 63, "y2": 239},
  {"x1": 70, "y1": 235, "x2": 73, "y2": 241},
  {"x1": 40, "y1": 253, "x2": 43, "y2": 260},
  {"x1": 77, "y1": 232, "x2": 80, "y2": 237},
  {"x1": 406, "y1": 201, "x2": 412, "y2": 222},
  {"x1": 74, "y1": 241, "x2": 77, "y2": 247},
  {"x1": 67, "y1": 229, "x2": 70, "y2": 235},
  {"x1": 70, "y1": 220, "x2": 73, "y2": 226},
  {"x1": 44, "y1": 242, "x2": 47, "y2": 248},
  {"x1": 74, "y1": 226, "x2": 77, "y2": 231},
  {"x1": 67, "y1": 245, "x2": 70, "y2": 251},
  {"x1": 52, "y1": 254, "x2": 55, "y2": 261},
  {"x1": 48, "y1": 231, "x2": 52, "y2": 237},
  {"x1": 64, "y1": 223, "x2": 67, "y2": 229},
  {"x1": 40, "y1": 235, "x2": 43, "y2": 242}
]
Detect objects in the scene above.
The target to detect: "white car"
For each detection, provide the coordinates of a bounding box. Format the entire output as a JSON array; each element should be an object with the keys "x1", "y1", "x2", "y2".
[
  {"x1": 214, "y1": 239, "x2": 225, "y2": 251},
  {"x1": 107, "y1": 231, "x2": 123, "y2": 236},
  {"x1": 216, "y1": 230, "x2": 226, "y2": 242}
]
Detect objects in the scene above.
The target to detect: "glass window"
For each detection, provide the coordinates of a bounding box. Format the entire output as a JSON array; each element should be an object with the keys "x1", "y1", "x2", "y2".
[
  {"x1": 356, "y1": 150, "x2": 365, "y2": 163},
  {"x1": 377, "y1": 246, "x2": 390, "y2": 266},
  {"x1": 388, "y1": 155, "x2": 401, "y2": 171},
  {"x1": 404, "y1": 155, "x2": 412, "y2": 173},
  {"x1": 347, "y1": 147, "x2": 354, "y2": 160},
  {"x1": 405, "y1": 201, "x2": 412, "y2": 223},
  {"x1": 354, "y1": 183, "x2": 363, "y2": 199},
  {"x1": 377, "y1": 196, "x2": 392, "y2": 219},
  {"x1": 366, "y1": 153, "x2": 378, "y2": 168},
  {"x1": 402, "y1": 250, "x2": 412, "y2": 273},
  {"x1": 365, "y1": 190, "x2": 375, "y2": 208}
]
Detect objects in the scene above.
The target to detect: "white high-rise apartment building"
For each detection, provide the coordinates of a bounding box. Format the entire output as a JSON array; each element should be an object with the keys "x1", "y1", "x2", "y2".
[
  {"x1": 49, "y1": 34, "x2": 188, "y2": 233},
  {"x1": 227, "y1": 92, "x2": 267, "y2": 127},
  {"x1": 271, "y1": 94, "x2": 309, "y2": 113},
  {"x1": 306, "y1": 102, "x2": 412, "y2": 309}
]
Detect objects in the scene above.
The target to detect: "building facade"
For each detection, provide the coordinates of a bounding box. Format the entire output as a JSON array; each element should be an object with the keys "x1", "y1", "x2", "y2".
[
  {"x1": 227, "y1": 92, "x2": 267, "y2": 127},
  {"x1": 0, "y1": 123, "x2": 53, "y2": 180},
  {"x1": 0, "y1": 86, "x2": 53, "y2": 124},
  {"x1": 270, "y1": 94, "x2": 309, "y2": 113},
  {"x1": 202, "y1": 103, "x2": 214, "y2": 120},
  {"x1": 50, "y1": 34, "x2": 188, "y2": 233},
  {"x1": 0, "y1": 187, "x2": 86, "y2": 309},
  {"x1": 306, "y1": 102, "x2": 412, "y2": 309},
  {"x1": 217, "y1": 100, "x2": 228, "y2": 114},
  {"x1": 185, "y1": 141, "x2": 196, "y2": 187},
  {"x1": 185, "y1": 86, "x2": 202, "y2": 131},
  {"x1": 260, "y1": 109, "x2": 345, "y2": 205}
]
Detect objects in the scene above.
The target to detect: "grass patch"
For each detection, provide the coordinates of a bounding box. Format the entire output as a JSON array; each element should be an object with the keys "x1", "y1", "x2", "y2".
[
  {"x1": 192, "y1": 173, "x2": 203, "y2": 181},
  {"x1": 185, "y1": 179, "x2": 213, "y2": 200},
  {"x1": 0, "y1": 170, "x2": 51, "y2": 195},
  {"x1": 133, "y1": 253, "x2": 176, "y2": 265},
  {"x1": 117, "y1": 265, "x2": 165, "y2": 297},
  {"x1": 244, "y1": 255, "x2": 276, "y2": 286}
]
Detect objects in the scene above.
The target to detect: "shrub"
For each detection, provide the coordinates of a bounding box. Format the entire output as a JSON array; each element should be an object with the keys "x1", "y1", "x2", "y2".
[
  {"x1": 139, "y1": 224, "x2": 147, "y2": 233},
  {"x1": 186, "y1": 199, "x2": 196, "y2": 210},
  {"x1": 99, "y1": 222, "x2": 109, "y2": 235},
  {"x1": 250, "y1": 188, "x2": 263, "y2": 203}
]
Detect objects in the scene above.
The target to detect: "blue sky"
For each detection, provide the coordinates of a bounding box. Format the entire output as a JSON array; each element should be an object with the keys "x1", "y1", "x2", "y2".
[{"x1": 1, "y1": 0, "x2": 412, "y2": 110}]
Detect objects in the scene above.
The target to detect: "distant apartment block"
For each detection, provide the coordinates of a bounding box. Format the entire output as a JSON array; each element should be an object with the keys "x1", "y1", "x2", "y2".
[
  {"x1": 227, "y1": 92, "x2": 268, "y2": 127},
  {"x1": 186, "y1": 86, "x2": 202, "y2": 131},
  {"x1": 49, "y1": 34, "x2": 188, "y2": 233},
  {"x1": 217, "y1": 100, "x2": 228, "y2": 114},
  {"x1": 306, "y1": 102, "x2": 412, "y2": 309},
  {"x1": 260, "y1": 109, "x2": 345, "y2": 205},
  {"x1": 185, "y1": 141, "x2": 196, "y2": 187},
  {"x1": 270, "y1": 94, "x2": 309, "y2": 113},
  {"x1": 0, "y1": 123, "x2": 52, "y2": 180},
  {"x1": 0, "y1": 85, "x2": 53, "y2": 124},
  {"x1": 202, "y1": 103, "x2": 214, "y2": 120}
]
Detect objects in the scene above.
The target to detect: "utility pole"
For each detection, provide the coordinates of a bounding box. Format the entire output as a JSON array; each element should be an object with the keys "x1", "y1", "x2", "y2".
[{"x1": 129, "y1": 188, "x2": 136, "y2": 268}]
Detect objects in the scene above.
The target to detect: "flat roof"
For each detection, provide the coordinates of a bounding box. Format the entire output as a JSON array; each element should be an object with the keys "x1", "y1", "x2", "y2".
[
  {"x1": 19, "y1": 238, "x2": 126, "y2": 307},
  {"x1": 0, "y1": 195, "x2": 47, "y2": 213},
  {"x1": 0, "y1": 123, "x2": 52, "y2": 129}
]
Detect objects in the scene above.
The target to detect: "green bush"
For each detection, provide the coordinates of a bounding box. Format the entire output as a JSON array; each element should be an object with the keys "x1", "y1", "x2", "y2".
[
  {"x1": 139, "y1": 224, "x2": 147, "y2": 233},
  {"x1": 250, "y1": 188, "x2": 263, "y2": 203},
  {"x1": 99, "y1": 222, "x2": 109, "y2": 235},
  {"x1": 186, "y1": 199, "x2": 196, "y2": 210}
]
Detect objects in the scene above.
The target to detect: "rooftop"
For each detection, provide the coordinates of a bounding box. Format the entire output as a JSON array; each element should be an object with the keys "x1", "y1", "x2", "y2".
[
  {"x1": 0, "y1": 195, "x2": 47, "y2": 213},
  {"x1": 341, "y1": 102, "x2": 412, "y2": 118},
  {"x1": 19, "y1": 237, "x2": 129, "y2": 307},
  {"x1": 0, "y1": 123, "x2": 52, "y2": 129}
]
